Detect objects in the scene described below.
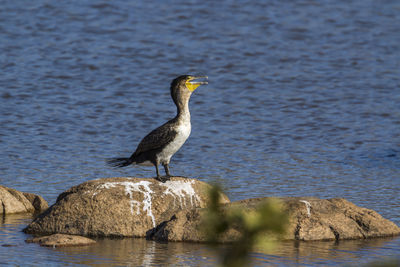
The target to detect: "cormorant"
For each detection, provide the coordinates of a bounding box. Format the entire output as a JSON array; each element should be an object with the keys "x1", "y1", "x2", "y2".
[{"x1": 108, "y1": 75, "x2": 208, "y2": 182}]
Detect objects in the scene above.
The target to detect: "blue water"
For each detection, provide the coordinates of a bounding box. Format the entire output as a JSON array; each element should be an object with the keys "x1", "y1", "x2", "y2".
[{"x1": 1, "y1": 0, "x2": 399, "y2": 265}]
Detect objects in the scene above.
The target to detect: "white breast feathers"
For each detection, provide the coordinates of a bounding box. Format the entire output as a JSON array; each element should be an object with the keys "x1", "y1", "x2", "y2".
[{"x1": 157, "y1": 122, "x2": 191, "y2": 164}]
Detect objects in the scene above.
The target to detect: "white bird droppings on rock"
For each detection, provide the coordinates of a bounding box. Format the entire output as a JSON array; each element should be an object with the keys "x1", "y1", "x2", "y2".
[
  {"x1": 300, "y1": 200, "x2": 312, "y2": 217},
  {"x1": 91, "y1": 179, "x2": 201, "y2": 227},
  {"x1": 95, "y1": 181, "x2": 156, "y2": 227},
  {"x1": 161, "y1": 180, "x2": 200, "y2": 208}
]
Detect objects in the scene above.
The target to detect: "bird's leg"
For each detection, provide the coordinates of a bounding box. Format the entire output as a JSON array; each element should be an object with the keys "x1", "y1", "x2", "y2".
[
  {"x1": 163, "y1": 164, "x2": 171, "y2": 180},
  {"x1": 155, "y1": 164, "x2": 161, "y2": 180},
  {"x1": 163, "y1": 164, "x2": 170, "y2": 176},
  {"x1": 154, "y1": 164, "x2": 169, "y2": 183}
]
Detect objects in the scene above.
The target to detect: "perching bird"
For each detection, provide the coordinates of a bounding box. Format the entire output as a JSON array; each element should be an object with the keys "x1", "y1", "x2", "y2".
[{"x1": 108, "y1": 75, "x2": 208, "y2": 182}]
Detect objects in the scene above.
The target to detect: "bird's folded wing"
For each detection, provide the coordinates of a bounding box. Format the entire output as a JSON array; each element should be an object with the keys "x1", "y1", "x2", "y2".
[{"x1": 132, "y1": 123, "x2": 178, "y2": 156}]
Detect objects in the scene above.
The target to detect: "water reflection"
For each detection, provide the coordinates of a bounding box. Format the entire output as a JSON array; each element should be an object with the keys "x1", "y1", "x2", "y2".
[
  {"x1": 265, "y1": 238, "x2": 400, "y2": 265},
  {"x1": 0, "y1": 213, "x2": 399, "y2": 266},
  {"x1": 48, "y1": 235, "x2": 400, "y2": 266},
  {"x1": 0, "y1": 213, "x2": 33, "y2": 238},
  {"x1": 55, "y1": 238, "x2": 216, "y2": 266}
]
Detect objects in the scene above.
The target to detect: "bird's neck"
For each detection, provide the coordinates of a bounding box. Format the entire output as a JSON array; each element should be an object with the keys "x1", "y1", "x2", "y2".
[{"x1": 176, "y1": 101, "x2": 191, "y2": 123}]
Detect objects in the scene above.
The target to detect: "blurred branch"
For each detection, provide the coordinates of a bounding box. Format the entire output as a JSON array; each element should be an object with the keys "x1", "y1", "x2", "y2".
[{"x1": 202, "y1": 185, "x2": 288, "y2": 267}]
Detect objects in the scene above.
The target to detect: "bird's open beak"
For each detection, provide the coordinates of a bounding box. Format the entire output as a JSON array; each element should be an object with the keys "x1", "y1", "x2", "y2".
[{"x1": 186, "y1": 76, "x2": 208, "y2": 92}]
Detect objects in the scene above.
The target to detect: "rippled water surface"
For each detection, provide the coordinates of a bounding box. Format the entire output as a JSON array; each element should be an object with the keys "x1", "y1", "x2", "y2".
[{"x1": 1, "y1": 0, "x2": 399, "y2": 265}]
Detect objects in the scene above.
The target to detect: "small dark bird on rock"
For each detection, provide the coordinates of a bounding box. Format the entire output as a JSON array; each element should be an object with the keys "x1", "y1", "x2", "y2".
[{"x1": 108, "y1": 75, "x2": 208, "y2": 182}]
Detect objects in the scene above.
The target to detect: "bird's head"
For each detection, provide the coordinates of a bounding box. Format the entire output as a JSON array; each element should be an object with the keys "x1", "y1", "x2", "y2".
[
  {"x1": 171, "y1": 75, "x2": 208, "y2": 92},
  {"x1": 170, "y1": 75, "x2": 208, "y2": 106}
]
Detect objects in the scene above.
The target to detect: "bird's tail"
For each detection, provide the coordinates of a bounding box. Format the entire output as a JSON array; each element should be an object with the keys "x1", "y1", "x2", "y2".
[{"x1": 107, "y1": 157, "x2": 134, "y2": 168}]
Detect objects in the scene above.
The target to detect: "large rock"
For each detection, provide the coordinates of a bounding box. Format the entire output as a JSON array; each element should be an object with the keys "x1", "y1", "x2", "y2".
[
  {"x1": 24, "y1": 177, "x2": 230, "y2": 237},
  {"x1": 0, "y1": 185, "x2": 48, "y2": 214},
  {"x1": 149, "y1": 197, "x2": 400, "y2": 242}
]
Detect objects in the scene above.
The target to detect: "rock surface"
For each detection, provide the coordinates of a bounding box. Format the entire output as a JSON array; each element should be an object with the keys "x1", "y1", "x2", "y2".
[
  {"x1": 0, "y1": 185, "x2": 48, "y2": 214},
  {"x1": 24, "y1": 177, "x2": 230, "y2": 237},
  {"x1": 149, "y1": 197, "x2": 400, "y2": 242},
  {"x1": 26, "y1": 234, "x2": 96, "y2": 247}
]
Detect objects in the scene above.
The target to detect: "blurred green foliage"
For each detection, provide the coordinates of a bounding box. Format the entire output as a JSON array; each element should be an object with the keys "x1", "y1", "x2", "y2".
[{"x1": 203, "y1": 185, "x2": 288, "y2": 267}]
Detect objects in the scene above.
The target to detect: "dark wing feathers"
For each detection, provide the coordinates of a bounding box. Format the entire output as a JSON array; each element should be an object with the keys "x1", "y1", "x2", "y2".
[{"x1": 131, "y1": 122, "x2": 178, "y2": 157}]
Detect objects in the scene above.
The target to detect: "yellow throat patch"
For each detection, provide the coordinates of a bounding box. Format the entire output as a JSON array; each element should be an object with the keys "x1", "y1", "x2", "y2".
[{"x1": 185, "y1": 80, "x2": 201, "y2": 92}]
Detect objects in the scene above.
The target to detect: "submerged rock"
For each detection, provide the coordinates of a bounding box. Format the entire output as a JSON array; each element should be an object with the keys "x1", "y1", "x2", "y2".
[
  {"x1": 0, "y1": 185, "x2": 48, "y2": 214},
  {"x1": 26, "y1": 234, "x2": 96, "y2": 247},
  {"x1": 24, "y1": 177, "x2": 230, "y2": 237},
  {"x1": 149, "y1": 197, "x2": 400, "y2": 242}
]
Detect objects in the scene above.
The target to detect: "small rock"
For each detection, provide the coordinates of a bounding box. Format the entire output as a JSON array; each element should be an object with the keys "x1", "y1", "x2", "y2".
[
  {"x1": 22, "y1": 192, "x2": 48, "y2": 213},
  {"x1": 0, "y1": 185, "x2": 48, "y2": 214},
  {"x1": 149, "y1": 197, "x2": 400, "y2": 242},
  {"x1": 26, "y1": 234, "x2": 96, "y2": 247},
  {"x1": 24, "y1": 177, "x2": 230, "y2": 237}
]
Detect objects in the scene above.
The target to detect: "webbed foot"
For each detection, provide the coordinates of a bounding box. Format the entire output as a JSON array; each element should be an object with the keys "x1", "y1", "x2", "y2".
[{"x1": 155, "y1": 175, "x2": 171, "y2": 183}]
